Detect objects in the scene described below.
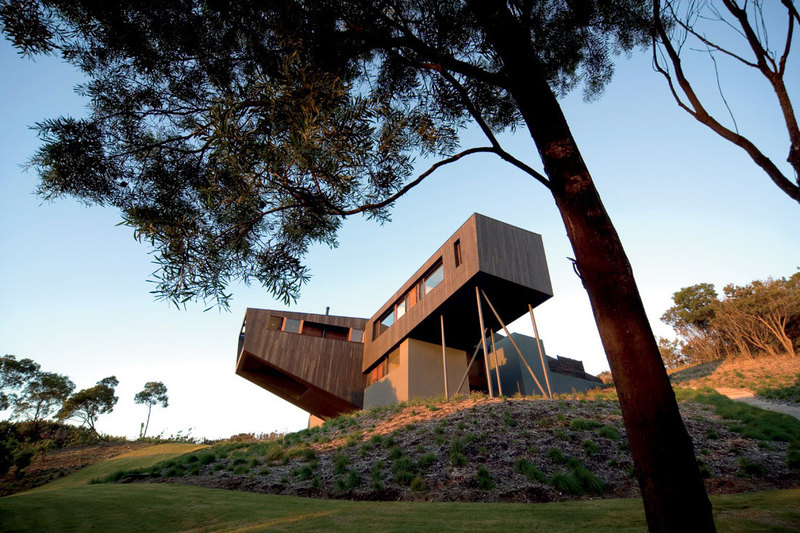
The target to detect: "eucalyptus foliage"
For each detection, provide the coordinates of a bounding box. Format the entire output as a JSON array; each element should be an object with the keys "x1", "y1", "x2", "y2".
[{"x1": 1, "y1": 0, "x2": 649, "y2": 308}]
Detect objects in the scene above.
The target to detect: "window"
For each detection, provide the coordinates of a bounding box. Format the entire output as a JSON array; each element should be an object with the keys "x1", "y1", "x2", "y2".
[
  {"x1": 301, "y1": 321, "x2": 324, "y2": 337},
  {"x1": 374, "y1": 309, "x2": 394, "y2": 339},
  {"x1": 395, "y1": 295, "x2": 408, "y2": 320},
  {"x1": 454, "y1": 240, "x2": 462, "y2": 267},
  {"x1": 365, "y1": 349, "x2": 401, "y2": 386},
  {"x1": 424, "y1": 261, "x2": 444, "y2": 295},
  {"x1": 266, "y1": 315, "x2": 283, "y2": 331},
  {"x1": 350, "y1": 329, "x2": 364, "y2": 342},
  {"x1": 283, "y1": 318, "x2": 301, "y2": 333}
]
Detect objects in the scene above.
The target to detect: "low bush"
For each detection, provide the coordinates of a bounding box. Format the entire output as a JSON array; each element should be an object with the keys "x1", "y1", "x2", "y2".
[
  {"x1": 476, "y1": 465, "x2": 495, "y2": 490},
  {"x1": 514, "y1": 458, "x2": 547, "y2": 483}
]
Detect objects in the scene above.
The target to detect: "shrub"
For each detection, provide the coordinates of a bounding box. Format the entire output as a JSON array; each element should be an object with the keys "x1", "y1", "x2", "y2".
[
  {"x1": 197, "y1": 452, "x2": 216, "y2": 466},
  {"x1": 597, "y1": 425, "x2": 621, "y2": 441},
  {"x1": 333, "y1": 453, "x2": 350, "y2": 475},
  {"x1": 417, "y1": 453, "x2": 437, "y2": 469},
  {"x1": 569, "y1": 418, "x2": 601, "y2": 431},
  {"x1": 514, "y1": 458, "x2": 547, "y2": 483},
  {"x1": 450, "y1": 451, "x2": 468, "y2": 467},
  {"x1": 264, "y1": 443, "x2": 284, "y2": 462},
  {"x1": 233, "y1": 465, "x2": 248, "y2": 475},
  {"x1": 546, "y1": 448, "x2": 566, "y2": 464},
  {"x1": 392, "y1": 456, "x2": 416, "y2": 485},
  {"x1": 738, "y1": 457, "x2": 766, "y2": 477},
  {"x1": 369, "y1": 434, "x2": 383, "y2": 446},
  {"x1": 370, "y1": 461, "x2": 385, "y2": 491},
  {"x1": 293, "y1": 464, "x2": 314, "y2": 480},
  {"x1": 550, "y1": 472, "x2": 583, "y2": 495},
  {"x1": 388, "y1": 446, "x2": 403, "y2": 460},
  {"x1": 555, "y1": 430, "x2": 570, "y2": 441},
  {"x1": 476, "y1": 465, "x2": 495, "y2": 490},
  {"x1": 571, "y1": 465, "x2": 604, "y2": 494},
  {"x1": 410, "y1": 475, "x2": 425, "y2": 491},
  {"x1": 787, "y1": 442, "x2": 800, "y2": 470},
  {"x1": 582, "y1": 440, "x2": 600, "y2": 456}
]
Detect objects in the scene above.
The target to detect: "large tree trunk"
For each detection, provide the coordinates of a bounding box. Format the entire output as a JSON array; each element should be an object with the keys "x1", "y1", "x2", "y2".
[{"x1": 471, "y1": 3, "x2": 715, "y2": 531}]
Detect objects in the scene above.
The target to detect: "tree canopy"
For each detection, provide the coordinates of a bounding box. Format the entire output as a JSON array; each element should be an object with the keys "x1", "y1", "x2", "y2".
[
  {"x1": 134, "y1": 381, "x2": 168, "y2": 438},
  {"x1": 0, "y1": 355, "x2": 40, "y2": 412},
  {"x1": 57, "y1": 376, "x2": 119, "y2": 434},
  {"x1": 12, "y1": 370, "x2": 74, "y2": 423},
  {"x1": 1, "y1": 0, "x2": 649, "y2": 307}
]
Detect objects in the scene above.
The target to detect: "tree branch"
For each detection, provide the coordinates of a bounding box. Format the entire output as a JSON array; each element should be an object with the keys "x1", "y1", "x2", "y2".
[{"x1": 336, "y1": 146, "x2": 496, "y2": 216}]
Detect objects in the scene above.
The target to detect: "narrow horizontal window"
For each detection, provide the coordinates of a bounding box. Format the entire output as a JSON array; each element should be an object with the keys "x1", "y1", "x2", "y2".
[{"x1": 424, "y1": 261, "x2": 444, "y2": 295}]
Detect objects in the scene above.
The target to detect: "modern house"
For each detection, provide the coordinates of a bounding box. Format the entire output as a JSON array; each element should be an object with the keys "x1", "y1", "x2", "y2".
[{"x1": 235, "y1": 213, "x2": 600, "y2": 425}]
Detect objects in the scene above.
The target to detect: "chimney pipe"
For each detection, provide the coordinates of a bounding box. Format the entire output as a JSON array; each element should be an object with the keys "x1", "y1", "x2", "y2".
[{"x1": 325, "y1": 306, "x2": 330, "y2": 315}]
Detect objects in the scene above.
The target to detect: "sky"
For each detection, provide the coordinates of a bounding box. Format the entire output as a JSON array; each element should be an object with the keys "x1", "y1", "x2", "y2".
[{"x1": 1, "y1": 12, "x2": 798, "y2": 439}]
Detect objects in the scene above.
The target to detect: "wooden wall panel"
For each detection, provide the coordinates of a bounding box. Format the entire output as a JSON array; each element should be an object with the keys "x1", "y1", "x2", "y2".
[
  {"x1": 362, "y1": 213, "x2": 553, "y2": 372},
  {"x1": 238, "y1": 308, "x2": 367, "y2": 411}
]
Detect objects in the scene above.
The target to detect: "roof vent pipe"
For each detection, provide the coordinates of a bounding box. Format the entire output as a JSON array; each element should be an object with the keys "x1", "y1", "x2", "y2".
[{"x1": 325, "y1": 306, "x2": 330, "y2": 315}]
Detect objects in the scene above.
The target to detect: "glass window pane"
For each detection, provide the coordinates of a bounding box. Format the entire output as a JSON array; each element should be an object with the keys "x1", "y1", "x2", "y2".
[
  {"x1": 424, "y1": 263, "x2": 444, "y2": 294},
  {"x1": 267, "y1": 315, "x2": 283, "y2": 331},
  {"x1": 350, "y1": 329, "x2": 363, "y2": 342},
  {"x1": 284, "y1": 318, "x2": 301, "y2": 333},
  {"x1": 380, "y1": 311, "x2": 394, "y2": 329},
  {"x1": 396, "y1": 297, "x2": 407, "y2": 319}
]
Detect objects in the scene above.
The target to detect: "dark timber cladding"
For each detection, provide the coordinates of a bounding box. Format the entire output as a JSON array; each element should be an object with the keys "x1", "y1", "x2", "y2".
[
  {"x1": 363, "y1": 213, "x2": 553, "y2": 372},
  {"x1": 236, "y1": 308, "x2": 367, "y2": 419}
]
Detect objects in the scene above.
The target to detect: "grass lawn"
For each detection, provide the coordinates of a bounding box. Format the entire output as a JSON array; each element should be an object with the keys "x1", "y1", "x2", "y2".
[
  {"x1": 26, "y1": 443, "x2": 207, "y2": 493},
  {"x1": 2, "y1": 430, "x2": 798, "y2": 532},
  {"x1": 1, "y1": 483, "x2": 798, "y2": 532}
]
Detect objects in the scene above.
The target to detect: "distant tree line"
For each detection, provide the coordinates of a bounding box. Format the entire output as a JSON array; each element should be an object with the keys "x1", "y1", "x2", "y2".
[
  {"x1": 659, "y1": 272, "x2": 800, "y2": 368},
  {"x1": 0, "y1": 356, "x2": 168, "y2": 479}
]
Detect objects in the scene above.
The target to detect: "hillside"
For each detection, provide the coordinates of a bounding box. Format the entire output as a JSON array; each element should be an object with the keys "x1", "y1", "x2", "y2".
[
  {"x1": 669, "y1": 354, "x2": 800, "y2": 405},
  {"x1": 114, "y1": 392, "x2": 798, "y2": 503}
]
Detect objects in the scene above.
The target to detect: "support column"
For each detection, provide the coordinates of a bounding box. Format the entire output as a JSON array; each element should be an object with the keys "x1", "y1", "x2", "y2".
[
  {"x1": 475, "y1": 286, "x2": 494, "y2": 398},
  {"x1": 489, "y1": 329, "x2": 503, "y2": 396},
  {"x1": 480, "y1": 289, "x2": 547, "y2": 397},
  {"x1": 440, "y1": 314, "x2": 449, "y2": 400},
  {"x1": 529, "y1": 304, "x2": 552, "y2": 398},
  {"x1": 456, "y1": 336, "x2": 485, "y2": 394}
]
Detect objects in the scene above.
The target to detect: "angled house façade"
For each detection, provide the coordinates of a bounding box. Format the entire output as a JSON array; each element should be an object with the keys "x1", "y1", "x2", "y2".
[{"x1": 236, "y1": 213, "x2": 600, "y2": 424}]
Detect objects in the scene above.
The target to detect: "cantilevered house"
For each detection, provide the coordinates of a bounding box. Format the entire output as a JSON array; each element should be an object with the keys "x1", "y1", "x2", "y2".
[{"x1": 236, "y1": 213, "x2": 599, "y2": 424}]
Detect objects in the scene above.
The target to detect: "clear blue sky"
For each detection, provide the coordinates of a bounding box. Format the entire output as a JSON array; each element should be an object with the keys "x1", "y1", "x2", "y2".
[{"x1": 1, "y1": 18, "x2": 797, "y2": 439}]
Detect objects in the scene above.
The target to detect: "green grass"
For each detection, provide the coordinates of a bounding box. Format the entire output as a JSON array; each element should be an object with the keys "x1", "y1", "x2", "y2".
[
  {"x1": 2, "y1": 483, "x2": 798, "y2": 532},
  {"x1": 26, "y1": 443, "x2": 206, "y2": 492},
  {"x1": 675, "y1": 388, "x2": 800, "y2": 443}
]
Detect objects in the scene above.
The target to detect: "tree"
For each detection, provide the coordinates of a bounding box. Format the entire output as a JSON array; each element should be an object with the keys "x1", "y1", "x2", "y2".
[
  {"x1": 57, "y1": 376, "x2": 119, "y2": 434},
  {"x1": 134, "y1": 381, "x2": 169, "y2": 438},
  {"x1": 652, "y1": 0, "x2": 800, "y2": 204},
  {"x1": 1, "y1": 2, "x2": 714, "y2": 529},
  {"x1": 714, "y1": 274, "x2": 800, "y2": 358},
  {"x1": 13, "y1": 370, "x2": 74, "y2": 424},
  {"x1": 657, "y1": 337, "x2": 687, "y2": 369},
  {"x1": 0, "y1": 355, "x2": 40, "y2": 412},
  {"x1": 662, "y1": 283, "x2": 722, "y2": 363}
]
